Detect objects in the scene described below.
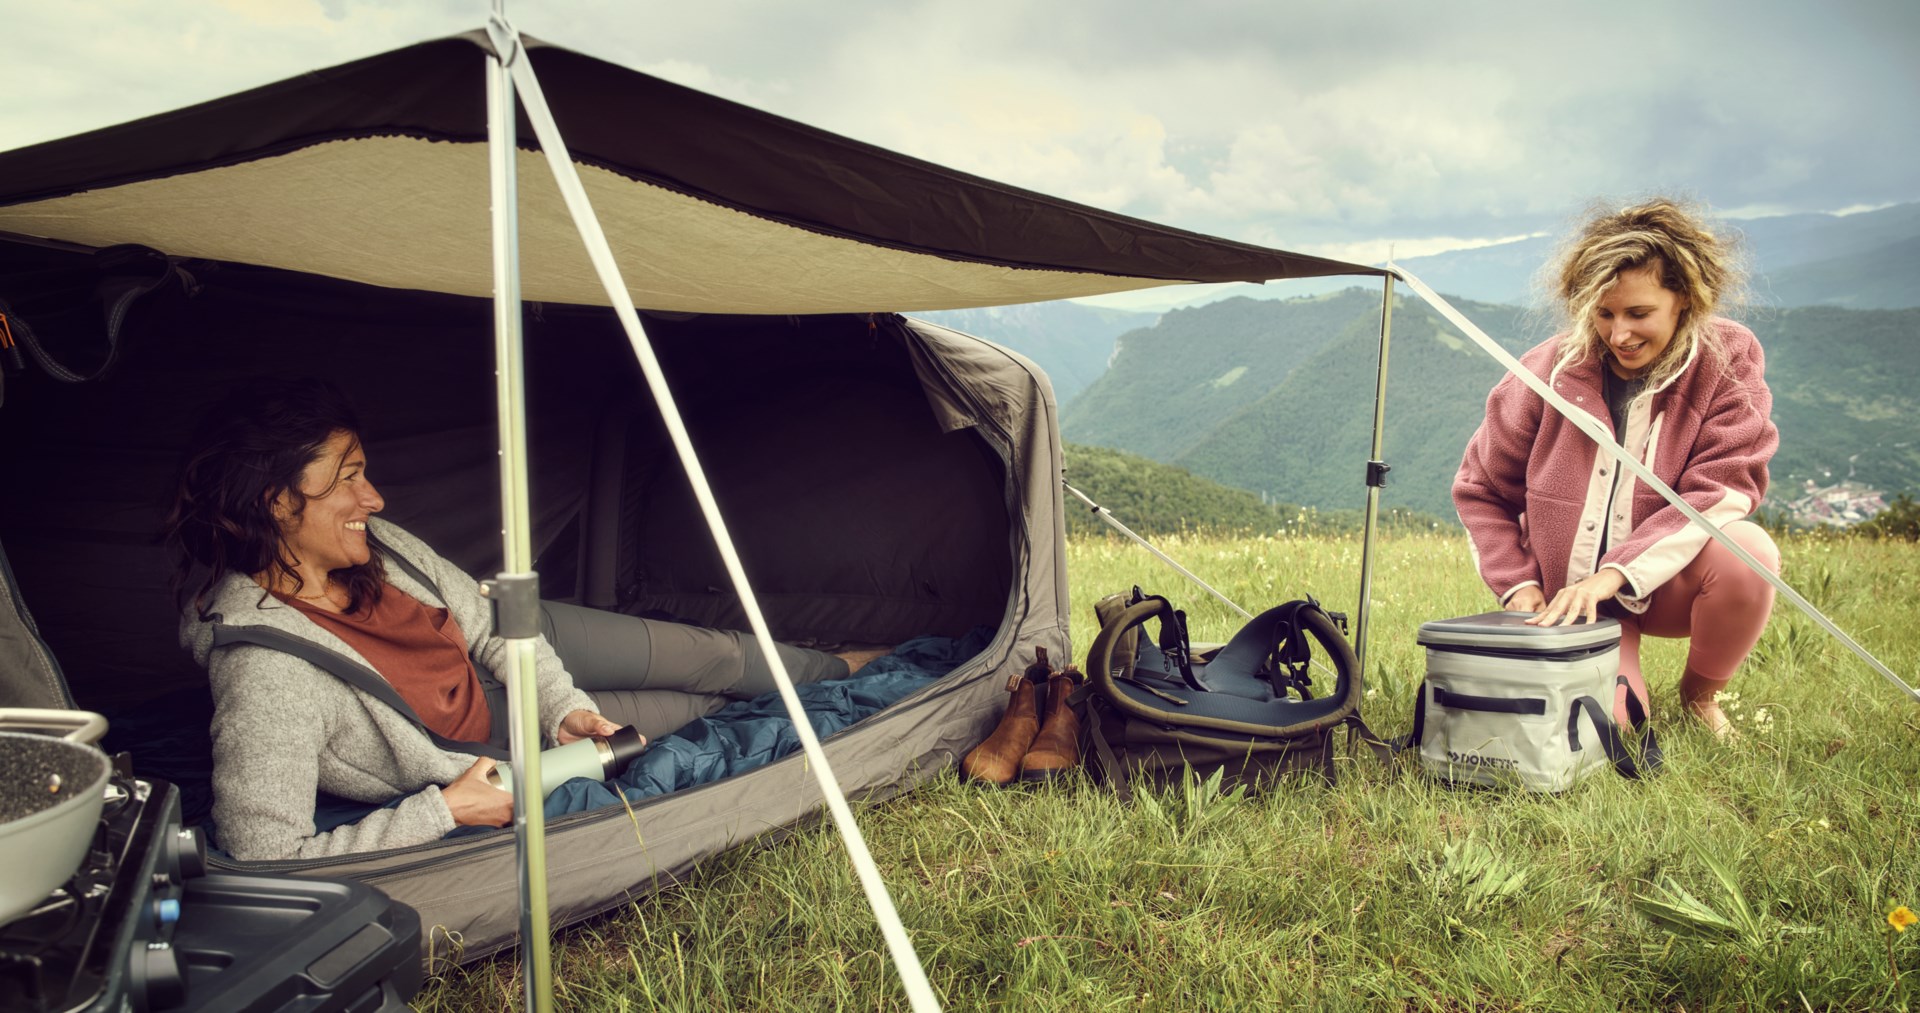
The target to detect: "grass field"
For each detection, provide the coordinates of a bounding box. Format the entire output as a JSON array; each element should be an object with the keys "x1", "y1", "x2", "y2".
[{"x1": 415, "y1": 530, "x2": 1920, "y2": 1011}]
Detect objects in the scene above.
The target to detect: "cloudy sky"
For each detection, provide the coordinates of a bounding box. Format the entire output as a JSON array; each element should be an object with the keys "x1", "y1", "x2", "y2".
[{"x1": 4, "y1": 0, "x2": 1915, "y2": 268}]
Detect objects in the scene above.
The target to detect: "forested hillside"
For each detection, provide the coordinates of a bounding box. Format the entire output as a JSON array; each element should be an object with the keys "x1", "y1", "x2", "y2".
[
  {"x1": 1060, "y1": 443, "x2": 1442, "y2": 536},
  {"x1": 1172, "y1": 296, "x2": 1529, "y2": 521},
  {"x1": 1060, "y1": 290, "x2": 1388, "y2": 461},
  {"x1": 1062, "y1": 292, "x2": 1920, "y2": 521},
  {"x1": 1763, "y1": 305, "x2": 1920, "y2": 495}
]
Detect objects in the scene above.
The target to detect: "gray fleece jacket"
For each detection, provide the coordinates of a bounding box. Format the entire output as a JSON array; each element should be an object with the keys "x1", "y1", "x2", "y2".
[{"x1": 182, "y1": 518, "x2": 595, "y2": 862}]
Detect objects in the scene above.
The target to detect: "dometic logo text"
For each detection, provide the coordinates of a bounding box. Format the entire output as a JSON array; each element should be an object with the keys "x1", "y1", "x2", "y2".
[{"x1": 1448, "y1": 751, "x2": 1519, "y2": 771}]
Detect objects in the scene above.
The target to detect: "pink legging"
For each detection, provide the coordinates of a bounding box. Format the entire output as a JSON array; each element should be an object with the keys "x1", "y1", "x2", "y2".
[{"x1": 1615, "y1": 519, "x2": 1780, "y2": 717}]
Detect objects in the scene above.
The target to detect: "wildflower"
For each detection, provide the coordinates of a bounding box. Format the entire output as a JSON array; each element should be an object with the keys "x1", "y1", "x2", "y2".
[{"x1": 1892, "y1": 906, "x2": 1917, "y2": 933}]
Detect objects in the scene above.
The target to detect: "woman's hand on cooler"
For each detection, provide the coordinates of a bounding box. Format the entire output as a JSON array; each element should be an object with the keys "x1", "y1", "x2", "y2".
[
  {"x1": 1525, "y1": 569, "x2": 1627, "y2": 627},
  {"x1": 443, "y1": 757, "x2": 513, "y2": 827},
  {"x1": 1506, "y1": 586, "x2": 1547, "y2": 614},
  {"x1": 556, "y1": 709, "x2": 623, "y2": 745}
]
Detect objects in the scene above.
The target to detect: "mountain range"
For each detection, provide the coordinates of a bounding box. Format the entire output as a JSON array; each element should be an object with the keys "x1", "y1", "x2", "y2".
[
  {"x1": 913, "y1": 302, "x2": 1154, "y2": 402},
  {"x1": 1393, "y1": 202, "x2": 1920, "y2": 310},
  {"x1": 1059, "y1": 292, "x2": 1920, "y2": 521},
  {"x1": 916, "y1": 202, "x2": 1920, "y2": 523}
]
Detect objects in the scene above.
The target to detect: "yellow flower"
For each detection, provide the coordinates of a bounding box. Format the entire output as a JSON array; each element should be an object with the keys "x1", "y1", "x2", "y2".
[{"x1": 1891, "y1": 906, "x2": 1918, "y2": 933}]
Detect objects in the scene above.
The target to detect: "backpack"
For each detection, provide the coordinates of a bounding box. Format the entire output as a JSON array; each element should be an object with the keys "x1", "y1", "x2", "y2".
[{"x1": 1076, "y1": 587, "x2": 1364, "y2": 799}]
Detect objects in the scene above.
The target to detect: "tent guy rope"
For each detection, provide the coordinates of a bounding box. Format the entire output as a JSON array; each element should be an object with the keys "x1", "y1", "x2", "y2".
[
  {"x1": 1063, "y1": 479, "x2": 1254, "y2": 620},
  {"x1": 488, "y1": 14, "x2": 942, "y2": 1012}
]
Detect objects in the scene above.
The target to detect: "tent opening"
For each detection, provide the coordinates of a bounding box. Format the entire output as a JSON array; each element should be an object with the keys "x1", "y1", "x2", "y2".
[{"x1": 0, "y1": 241, "x2": 1034, "y2": 836}]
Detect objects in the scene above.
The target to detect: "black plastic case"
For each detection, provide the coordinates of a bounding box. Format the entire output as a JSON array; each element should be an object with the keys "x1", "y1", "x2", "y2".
[{"x1": 168, "y1": 873, "x2": 422, "y2": 1012}]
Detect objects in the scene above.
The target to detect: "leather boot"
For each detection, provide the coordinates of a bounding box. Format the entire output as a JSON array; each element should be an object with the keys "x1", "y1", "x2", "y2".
[
  {"x1": 1019, "y1": 665, "x2": 1084, "y2": 782},
  {"x1": 961, "y1": 648, "x2": 1052, "y2": 785}
]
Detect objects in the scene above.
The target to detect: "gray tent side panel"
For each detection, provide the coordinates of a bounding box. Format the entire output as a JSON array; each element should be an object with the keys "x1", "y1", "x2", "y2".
[
  {"x1": 902, "y1": 316, "x2": 1073, "y2": 650},
  {"x1": 336, "y1": 321, "x2": 1074, "y2": 962},
  {"x1": 0, "y1": 537, "x2": 73, "y2": 709}
]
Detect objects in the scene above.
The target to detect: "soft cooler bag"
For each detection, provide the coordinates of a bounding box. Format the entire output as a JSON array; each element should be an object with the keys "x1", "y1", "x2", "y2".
[{"x1": 1409, "y1": 611, "x2": 1659, "y2": 791}]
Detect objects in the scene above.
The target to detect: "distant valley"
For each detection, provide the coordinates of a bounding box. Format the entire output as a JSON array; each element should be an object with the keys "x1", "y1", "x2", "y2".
[
  {"x1": 914, "y1": 202, "x2": 1920, "y2": 525},
  {"x1": 1059, "y1": 292, "x2": 1920, "y2": 522},
  {"x1": 915, "y1": 302, "x2": 1154, "y2": 402}
]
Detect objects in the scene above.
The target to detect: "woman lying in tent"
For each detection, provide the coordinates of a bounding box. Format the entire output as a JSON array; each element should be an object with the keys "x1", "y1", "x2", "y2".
[
  {"x1": 1454, "y1": 197, "x2": 1780, "y2": 737},
  {"x1": 165, "y1": 379, "x2": 890, "y2": 861}
]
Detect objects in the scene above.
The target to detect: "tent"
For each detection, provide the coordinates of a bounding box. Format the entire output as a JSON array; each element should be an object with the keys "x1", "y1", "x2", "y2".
[{"x1": 0, "y1": 25, "x2": 1388, "y2": 990}]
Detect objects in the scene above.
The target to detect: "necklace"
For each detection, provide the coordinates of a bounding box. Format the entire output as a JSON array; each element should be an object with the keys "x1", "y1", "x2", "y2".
[{"x1": 293, "y1": 577, "x2": 336, "y2": 601}]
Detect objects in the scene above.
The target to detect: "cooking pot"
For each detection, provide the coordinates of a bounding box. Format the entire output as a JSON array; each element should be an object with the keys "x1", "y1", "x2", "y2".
[{"x1": 0, "y1": 707, "x2": 112, "y2": 925}]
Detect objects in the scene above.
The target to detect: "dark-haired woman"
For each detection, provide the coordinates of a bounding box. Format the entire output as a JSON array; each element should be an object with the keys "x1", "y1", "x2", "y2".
[{"x1": 169, "y1": 380, "x2": 878, "y2": 861}]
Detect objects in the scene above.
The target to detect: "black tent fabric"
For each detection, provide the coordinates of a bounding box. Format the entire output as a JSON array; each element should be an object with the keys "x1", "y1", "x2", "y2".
[{"x1": 0, "y1": 33, "x2": 1380, "y2": 313}]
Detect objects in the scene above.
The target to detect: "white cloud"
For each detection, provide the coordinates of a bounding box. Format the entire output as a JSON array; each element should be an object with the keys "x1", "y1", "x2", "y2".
[
  {"x1": 3, "y1": 0, "x2": 1914, "y2": 253},
  {"x1": 1296, "y1": 232, "x2": 1549, "y2": 268}
]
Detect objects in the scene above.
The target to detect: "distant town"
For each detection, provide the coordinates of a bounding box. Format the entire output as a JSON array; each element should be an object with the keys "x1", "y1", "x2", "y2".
[{"x1": 1780, "y1": 479, "x2": 1890, "y2": 528}]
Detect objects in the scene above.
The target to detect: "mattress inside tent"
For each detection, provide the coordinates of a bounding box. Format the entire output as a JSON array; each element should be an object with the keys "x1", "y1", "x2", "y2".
[{"x1": 0, "y1": 239, "x2": 1016, "y2": 829}]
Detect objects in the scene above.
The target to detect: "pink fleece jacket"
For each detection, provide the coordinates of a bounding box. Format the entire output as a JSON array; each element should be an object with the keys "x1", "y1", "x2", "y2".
[{"x1": 1453, "y1": 317, "x2": 1777, "y2": 613}]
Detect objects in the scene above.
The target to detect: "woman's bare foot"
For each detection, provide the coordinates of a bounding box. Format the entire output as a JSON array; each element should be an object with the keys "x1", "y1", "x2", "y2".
[
  {"x1": 1684, "y1": 697, "x2": 1736, "y2": 739},
  {"x1": 1678, "y1": 669, "x2": 1737, "y2": 740},
  {"x1": 835, "y1": 647, "x2": 892, "y2": 677}
]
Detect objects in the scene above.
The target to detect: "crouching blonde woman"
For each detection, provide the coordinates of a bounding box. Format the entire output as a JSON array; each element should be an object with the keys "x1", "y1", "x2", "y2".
[{"x1": 1454, "y1": 198, "x2": 1780, "y2": 736}]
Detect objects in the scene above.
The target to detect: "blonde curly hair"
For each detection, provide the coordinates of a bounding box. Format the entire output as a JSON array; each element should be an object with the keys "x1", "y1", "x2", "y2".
[{"x1": 1546, "y1": 197, "x2": 1747, "y2": 393}]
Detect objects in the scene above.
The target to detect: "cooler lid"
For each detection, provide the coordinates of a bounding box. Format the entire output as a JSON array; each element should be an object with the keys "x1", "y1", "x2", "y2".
[{"x1": 1416, "y1": 610, "x2": 1620, "y2": 652}]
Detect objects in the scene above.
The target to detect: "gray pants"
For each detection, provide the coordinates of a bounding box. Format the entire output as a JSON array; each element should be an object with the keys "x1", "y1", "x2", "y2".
[{"x1": 539, "y1": 601, "x2": 848, "y2": 742}]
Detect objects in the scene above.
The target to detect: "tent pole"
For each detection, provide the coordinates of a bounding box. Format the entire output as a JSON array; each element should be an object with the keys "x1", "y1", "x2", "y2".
[
  {"x1": 485, "y1": 13, "x2": 554, "y2": 1013},
  {"x1": 1353, "y1": 274, "x2": 1395, "y2": 682}
]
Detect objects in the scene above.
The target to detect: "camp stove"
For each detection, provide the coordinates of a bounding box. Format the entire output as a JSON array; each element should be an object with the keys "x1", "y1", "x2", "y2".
[{"x1": 0, "y1": 765, "x2": 423, "y2": 1012}]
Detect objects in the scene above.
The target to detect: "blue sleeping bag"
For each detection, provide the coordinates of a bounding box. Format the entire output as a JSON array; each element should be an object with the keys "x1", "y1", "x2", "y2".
[
  {"x1": 300, "y1": 628, "x2": 989, "y2": 838},
  {"x1": 541, "y1": 627, "x2": 990, "y2": 817}
]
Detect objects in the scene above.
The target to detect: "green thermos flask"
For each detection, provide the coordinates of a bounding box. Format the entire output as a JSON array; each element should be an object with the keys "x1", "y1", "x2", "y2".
[{"x1": 485, "y1": 725, "x2": 648, "y2": 798}]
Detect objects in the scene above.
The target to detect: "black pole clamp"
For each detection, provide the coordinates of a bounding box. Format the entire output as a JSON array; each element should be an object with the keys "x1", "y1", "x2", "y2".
[
  {"x1": 1366, "y1": 460, "x2": 1391, "y2": 488},
  {"x1": 481, "y1": 572, "x2": 542, "y2": 639}
]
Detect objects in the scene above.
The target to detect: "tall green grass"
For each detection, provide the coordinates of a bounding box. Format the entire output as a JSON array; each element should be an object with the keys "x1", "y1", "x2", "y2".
[{"x1": 416, "y1": 531, "x2": 1920, "y2": 1011}]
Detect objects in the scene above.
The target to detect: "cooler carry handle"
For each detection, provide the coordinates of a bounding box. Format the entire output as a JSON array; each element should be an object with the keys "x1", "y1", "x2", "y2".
[
  {"x1": 1565, "y1": 676, "x2": 1662, "y2": 779},
  {"x1": 1431, "y1": 687, "x2": 1547, "y2": 715}
]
